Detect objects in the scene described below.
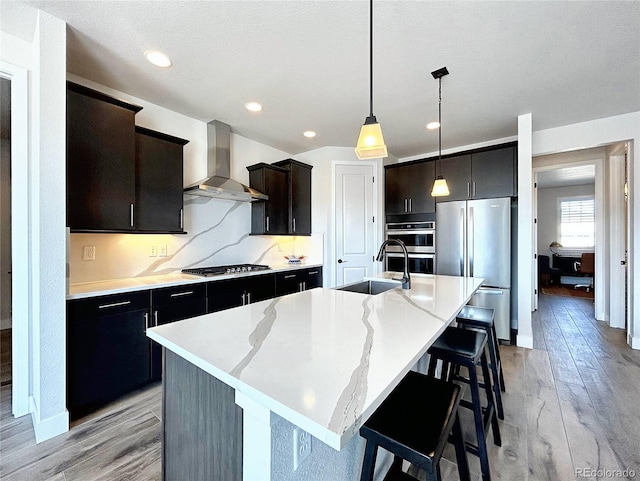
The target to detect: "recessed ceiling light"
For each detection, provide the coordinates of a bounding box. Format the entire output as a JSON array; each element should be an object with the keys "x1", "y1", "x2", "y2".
[
  {"x1": 144, "y1": 50, "x2": 172, "y2": 68},
  {"x1": 244, "y1": 102, "x2": 263, "y2": 112},
  {"x1": 303, "y1": 131, "x2": 316, "y2": 138},
  {"x1": 426, "y1": 121, "x2": 440, "y2": 130}
]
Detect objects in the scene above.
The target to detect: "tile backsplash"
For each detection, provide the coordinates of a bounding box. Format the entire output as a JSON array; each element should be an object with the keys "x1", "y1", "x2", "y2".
[{"x1": 68, "y1": 196, "x2": 323, "y2": 285}]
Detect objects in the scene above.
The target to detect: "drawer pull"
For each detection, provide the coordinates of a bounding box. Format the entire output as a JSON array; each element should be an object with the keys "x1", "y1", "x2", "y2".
[
  {"x1": 170, "y1": 291, "x2": 194, "y2": 298},
  {"x1": 284, "y1": 274, "x2": 297, "y2": 279},
  {"x1": 308, "y1": 271, "x2": 318, "y2": 275},
  {"x1": 98, "y1": 300, "x2": 131, "y2": 309}
]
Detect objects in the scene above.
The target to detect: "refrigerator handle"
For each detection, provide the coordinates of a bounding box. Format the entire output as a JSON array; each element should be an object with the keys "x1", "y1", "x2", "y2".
[
  {"x1": 475, "y1": 289, "x2": 504, "y2": 295},
  {"x1": 459, "y1": 207, "x2": 465, "y2": 276},
  {"x1": 469, "y1": 206, "x2": 474, "y2": 277}
]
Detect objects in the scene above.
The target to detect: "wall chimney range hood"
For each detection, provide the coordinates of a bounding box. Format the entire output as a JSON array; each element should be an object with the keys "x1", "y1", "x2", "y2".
[{"x1": 183, "y1": 120, "x2": 268, "y2": 202}]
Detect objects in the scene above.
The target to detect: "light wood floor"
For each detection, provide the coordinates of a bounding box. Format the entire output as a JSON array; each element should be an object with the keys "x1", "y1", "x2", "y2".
[{"x1": 1, "y1": 294, "x2": 639, "y2": 481}]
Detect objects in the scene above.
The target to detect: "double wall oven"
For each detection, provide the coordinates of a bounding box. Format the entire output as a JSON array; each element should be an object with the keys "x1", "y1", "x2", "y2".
[{"x1": 385, "y1": 221, "x2": 435, "y2": 275}]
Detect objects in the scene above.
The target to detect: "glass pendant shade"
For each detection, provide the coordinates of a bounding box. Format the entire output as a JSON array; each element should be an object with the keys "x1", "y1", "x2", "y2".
[
  {"x1": 355, "y1": 117, "x2": 388, "y2": 159},
  {"x1": 431, "y1": 175, "x2": 450, "y2": 196}
]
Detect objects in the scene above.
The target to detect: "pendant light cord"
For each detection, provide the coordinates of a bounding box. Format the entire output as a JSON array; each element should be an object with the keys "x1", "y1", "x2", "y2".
[
  {"x1": 437, "y1": 77, "x2": 442, "y2": 174},
  {"x1": 369, "y1": 0, "x2": 374, "y2": 117}
]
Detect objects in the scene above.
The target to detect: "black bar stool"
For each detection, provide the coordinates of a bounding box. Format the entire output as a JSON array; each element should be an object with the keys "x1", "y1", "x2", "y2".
[
  {"x1": 359, "y1": 371, "x2": 470, "y2": 481},
  {"x1": 455, "y1": 306, "x2": 505, "y2": 420},
  {"x1": 427, "y1": 327, "x2": 501, "y2": 481}
]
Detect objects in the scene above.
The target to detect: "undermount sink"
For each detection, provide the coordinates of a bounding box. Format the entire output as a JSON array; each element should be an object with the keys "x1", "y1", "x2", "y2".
[{"x1": 334, "y1": 280, "x2": 400, "y2": 295}]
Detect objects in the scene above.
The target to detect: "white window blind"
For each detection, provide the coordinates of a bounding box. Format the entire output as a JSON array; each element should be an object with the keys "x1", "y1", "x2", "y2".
[{"x1": 558, "y1": 196, "x2": 595, "y2": 247}]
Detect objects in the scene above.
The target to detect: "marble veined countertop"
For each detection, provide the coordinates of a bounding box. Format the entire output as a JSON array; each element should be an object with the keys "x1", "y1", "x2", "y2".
[
  {"x1": 147, "y1": 273, "x2": 483, "y2": 450},
  {"x1": 67, "y1": 263, "x2": 323, "y2": 300}
]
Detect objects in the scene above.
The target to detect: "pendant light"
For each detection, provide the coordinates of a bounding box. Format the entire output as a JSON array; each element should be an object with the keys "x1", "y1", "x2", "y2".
[
  {"x1": 430, "y1": 66, "x2": 450, "y2": 197},
  {"x1": 355, "y1": 0, "x2": 388, "y2": 159}
]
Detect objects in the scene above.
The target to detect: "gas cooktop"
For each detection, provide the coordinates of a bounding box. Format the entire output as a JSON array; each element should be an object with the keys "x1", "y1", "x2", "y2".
[{"x1": 181, "y1": 264, "x2": 271, "y2": 277}]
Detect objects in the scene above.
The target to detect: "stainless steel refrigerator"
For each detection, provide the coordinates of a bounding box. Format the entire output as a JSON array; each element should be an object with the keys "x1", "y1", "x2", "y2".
[{"x1": 436, "y1": 197, "x2": 511, "y2": 341}]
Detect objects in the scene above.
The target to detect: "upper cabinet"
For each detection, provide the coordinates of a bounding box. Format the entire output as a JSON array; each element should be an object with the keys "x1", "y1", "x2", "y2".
[
  {"x1": 67, "y1": 81, "x2": 142, "y2": 232},
  {"x1": 273, "y1": 159, "x2": 313, "y2": 235},
  {"x1": 385, "y1": 160, "x2": 435, "y2": 216},
  {"x1": 135, "y1": 127, "x2": 189, "y2": 233},
  {"x1": 66, "y1": 82, "x2": 189, "y2": 233},
  {"x1": 436, "y1": 144, "x2": 517, "y2": 202},
  {"x1": 247, "y1": 159, "x2": 313, "y2": 236}
]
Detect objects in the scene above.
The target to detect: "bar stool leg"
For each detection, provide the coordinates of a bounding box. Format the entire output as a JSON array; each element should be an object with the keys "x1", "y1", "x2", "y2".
[
  {"x1": 485, "y1": 340, "x2": 505, "y2": 420},
  {"x1": 481, "y1": 351, "x2": 502, "y2": 447},
  {"x1": 468, "y1": 364, "x2": 492, "y2": 481},
  {"x1": 491, "y1": 324, "x2": 506, "y2": 392},
  {"x1": 360, "y1": 439, "x2": 377, "y2": 481},
  {"x1": 451, "y1": 413, "x2": 471, "y2": 481}
]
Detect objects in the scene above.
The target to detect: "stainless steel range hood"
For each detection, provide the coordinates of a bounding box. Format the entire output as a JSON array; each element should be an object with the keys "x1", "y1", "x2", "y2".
[{"x1": 183, "y1": 120, "x2": 268, "y2": 202}]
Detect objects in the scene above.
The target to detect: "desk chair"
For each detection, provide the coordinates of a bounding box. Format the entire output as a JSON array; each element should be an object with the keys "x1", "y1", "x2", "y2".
[{"x1": 574, "y1": 253, "x2": 594, "y2": 292}]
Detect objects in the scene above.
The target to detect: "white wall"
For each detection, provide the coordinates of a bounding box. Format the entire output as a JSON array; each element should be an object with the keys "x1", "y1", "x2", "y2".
[
  {"x1": 29, "y1": 10, "x2": 69, "y2": 442},
  {"x1": 537, "y1": 183, "x2": 595, "y2": 258}
]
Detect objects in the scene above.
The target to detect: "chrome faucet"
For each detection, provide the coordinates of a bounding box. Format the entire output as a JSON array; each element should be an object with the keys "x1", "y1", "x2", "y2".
[{"x1": 376, "y1": 239, "x2": 411, "y2": 290}]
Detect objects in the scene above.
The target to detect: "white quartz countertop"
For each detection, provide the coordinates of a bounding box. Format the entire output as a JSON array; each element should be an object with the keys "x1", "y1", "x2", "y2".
[
  {"x1": 147, "y1": 273, "x2": 483, "y2": 450},
  {"x1": 67, "y1": 263, "x2": 323, "y2": 300}
]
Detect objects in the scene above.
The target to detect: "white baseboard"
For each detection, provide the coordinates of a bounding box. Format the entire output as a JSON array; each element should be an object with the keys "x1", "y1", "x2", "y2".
[
  {"x1": 629, "y1": 335, "x2": 640, "y2": 350},
  {"x1": 29, "y1": 395, "x2": 69, "y2": 443},
  {"x1": 517, "y1": 334, "x2": 533, "y2": 349}
]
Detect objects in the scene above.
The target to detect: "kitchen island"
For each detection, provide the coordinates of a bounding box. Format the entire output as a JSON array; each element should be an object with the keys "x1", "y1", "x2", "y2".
[{"x1": 147, "y1": 273, "x2": 483, "y2": 481}]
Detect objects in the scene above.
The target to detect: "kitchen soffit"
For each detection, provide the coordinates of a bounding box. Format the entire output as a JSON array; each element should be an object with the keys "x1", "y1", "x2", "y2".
[{"x1": 3, "y1": 1, "x2": 640, "y2": 159}]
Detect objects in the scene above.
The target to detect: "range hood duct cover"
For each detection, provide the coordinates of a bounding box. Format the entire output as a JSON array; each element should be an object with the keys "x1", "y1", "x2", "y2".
[{"x1": 183, "y1": 120, "x2": 268, "y2": 202}]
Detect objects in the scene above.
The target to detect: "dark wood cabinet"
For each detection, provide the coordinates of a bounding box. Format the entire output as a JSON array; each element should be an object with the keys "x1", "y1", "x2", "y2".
[
  {"x1": 385, "y1": 161, "x2": 436, "y2": 215},
  {"x1": 275, "y1": 267, "x2": 323, "y2": 296},
  {"x1": 67, "y1": 290, "x2": 151, "y2": 420},
  {"x1": 273, "y1": 159, "x2": 313, "y2": 235},
  {"x1": 247, "y1": 164, "x2": 289, "y2": 235},
  {"x1": 207, "y1": 273, "x2": 276, "y2": 313},
  {"x1": 66, "y1": 81, "x2": 142, "y2": 232},
  {"x1": 149, "y1": 284, "x2": 207, "y2": 380},
  {"x1": 135, "y1": 127, "x2": 189, "y2": 233},
  {"x1": 436, "y1": 144, "x2": 517, "y2": 202}
]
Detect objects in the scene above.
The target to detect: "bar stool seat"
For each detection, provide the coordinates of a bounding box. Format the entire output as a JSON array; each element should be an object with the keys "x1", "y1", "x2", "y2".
[
  {"x1": 456, "y1": 306, "x2": 506, "y2": 420},
  {"x1": 428, "y1": 327, "x2": 501, "y2": 481},
  {"x1": 359, "y1": 371, "x2": 470, "y2": 481}
]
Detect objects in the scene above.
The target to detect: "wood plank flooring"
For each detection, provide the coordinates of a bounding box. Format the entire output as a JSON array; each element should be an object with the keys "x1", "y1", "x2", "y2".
[{"x1": 1, "y1": 294, "x2": 639, "y2": 481}]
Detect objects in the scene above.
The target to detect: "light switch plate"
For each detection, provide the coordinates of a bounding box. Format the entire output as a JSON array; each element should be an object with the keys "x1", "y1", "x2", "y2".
[
  {"x1": 149, "y1": 245, "x2": 157, "y2": 257},
  {"x1": 159, "y1": 244, "x2": 167, "y2": 257}
]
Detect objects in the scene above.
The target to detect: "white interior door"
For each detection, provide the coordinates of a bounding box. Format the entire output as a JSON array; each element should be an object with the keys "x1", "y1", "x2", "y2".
[
  {"x1": 533, "y1": 175, "x2": 539, "y2": 310},
  {"x1": 334, "y1": 163, "x2": 376, "y2": 287},
  {"x1": 609, "y1": 152, "x2": 627, "y2": 329}
]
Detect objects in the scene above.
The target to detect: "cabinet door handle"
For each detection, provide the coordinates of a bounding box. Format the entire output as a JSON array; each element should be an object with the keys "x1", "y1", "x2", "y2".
[
  {"x1": 154, "y1": 310, "x2": 158, "y2": 327},
  {"x1": 303, "y1": 281, "x2": 307, "y2": 291},
  {"x1": 284, "y1": 274, "x2": 297, "y2": 279},
  {"x1": 404, "y1": 198, "x2": 408, "y2": 212},
  {"x1": 144, "y1": 312, "x2": 150, "y2": 329},
  {"x1": 98, "y1": 300, "x2": 131, "y2": 309},
  {"x1": 180, "y1": 208, "x2": 184, "y2": 229},
  {"x1": 409, "y1": 198, "x2": 412, "y2": 212},
  {"x1": 467, "y1": 182, "x2": 471, "y2": 198},
  {"x1": 247, "y1": 292, "x2": 251, "y2": 304},
  {"x1": 292, "y1": 217, "x2": 296, "y2": 233},
  {"x1": 266, "y1": 216, "x2": 270, "y2": 232},
  {"x1": 472, "y1": 181, "x2": 476, "y2": 197},
  {"x1": 242, "y1": 293, "x2": 246, "y2": 305},
  {"x1": 170, "y1": 290, "x2": 194, "y2": 298},
  {"x1": 130, "y1": 203, "x2": 135, "y2": 227},
  {"x1": 299, "y1": 282, "x2": 303, "y2": 292}
]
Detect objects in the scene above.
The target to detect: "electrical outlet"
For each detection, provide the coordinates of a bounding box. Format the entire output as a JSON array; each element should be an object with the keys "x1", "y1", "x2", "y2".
[
  {"x1": 149, "y1": 245, "x2": 157, "y2": 257},
  {"x1": 292, "y1": 427, "x2": 311, "y2": 471},
  {"x1": 159, "y1": 244, "x2": 167, "y2": 257},
  {"x1": 82, "y1": 246, "x2": 96, "y2": 261}
]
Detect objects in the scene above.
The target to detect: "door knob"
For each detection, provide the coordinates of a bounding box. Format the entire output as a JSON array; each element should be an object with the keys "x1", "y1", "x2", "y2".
[{"x1": 338, "y1": 259, "x2": 347, "y2": 264}]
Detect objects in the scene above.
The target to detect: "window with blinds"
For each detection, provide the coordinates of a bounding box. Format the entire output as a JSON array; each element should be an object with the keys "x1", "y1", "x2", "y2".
[{"x1": 558, "y1": 196, "x2": 595, "y2": 247}]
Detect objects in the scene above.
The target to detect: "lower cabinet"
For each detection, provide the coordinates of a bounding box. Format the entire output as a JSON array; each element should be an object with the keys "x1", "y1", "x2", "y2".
[
  {"x1": 275, "y1": 267, "x2": 323, "y2": 296},
  {"x1": 67, "y1": 290, "x2": 151, "y2": 420},
  {"x1": 207, "y1": 273, "x2": 276, "y2": 313},
  {"x1": 149, "y1": 284, "x2": 207, "y2": 381}
]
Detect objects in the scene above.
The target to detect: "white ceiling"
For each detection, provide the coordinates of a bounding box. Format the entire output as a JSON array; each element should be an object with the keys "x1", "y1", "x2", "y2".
[
  {"x1": 3, "y1": 1, "x2": 639, "y2": 159},
  {"x1": 537, "y1": 165, "x2": 596, "y2": 189}
]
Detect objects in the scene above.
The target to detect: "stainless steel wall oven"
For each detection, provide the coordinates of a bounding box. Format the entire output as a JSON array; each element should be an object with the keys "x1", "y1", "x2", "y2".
[{"x1": 385, "y1": 221, "x2": 436, "y2": 274}]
